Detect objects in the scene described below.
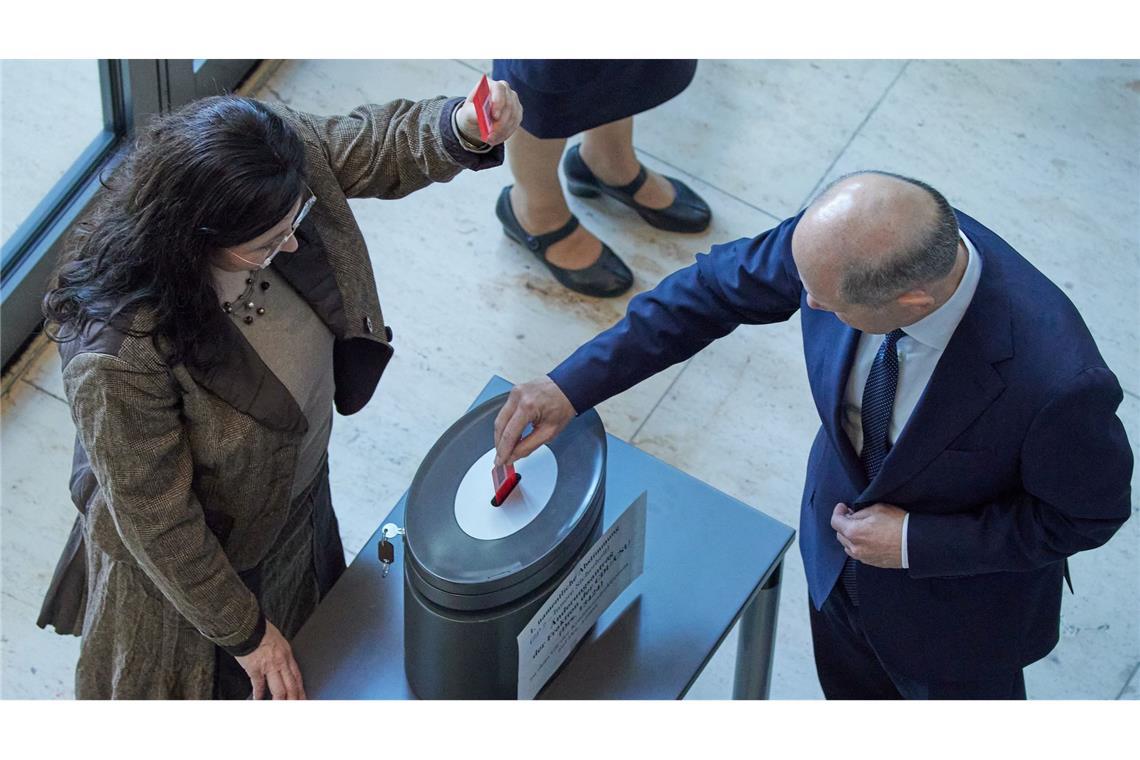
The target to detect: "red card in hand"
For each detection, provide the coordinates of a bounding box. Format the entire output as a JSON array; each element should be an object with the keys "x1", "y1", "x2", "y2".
[
  {"x1": 473, "y1": 74, "x2": 493, "y2": 142},
  {"x1": 491, "y1": 462, "x2": 521, "y2": 507}
]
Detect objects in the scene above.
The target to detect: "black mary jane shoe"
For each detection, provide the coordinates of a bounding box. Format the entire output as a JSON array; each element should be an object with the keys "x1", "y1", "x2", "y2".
[
  {"x1": 562, "y1": 144, "x2": 712, "y2": 233},
  {"x1": 495, "y1": 186, "x2": 634, "y2": 298}
]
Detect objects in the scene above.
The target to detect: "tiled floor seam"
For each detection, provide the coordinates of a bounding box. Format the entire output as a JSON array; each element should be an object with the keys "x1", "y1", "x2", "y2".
[
  {"x1": 20, "y1": 380, "x2": 67, "y2": 405},
  {"x1": 798, "y1": 60, "x2": 913, "y2": 210},
  {"x1": 633, "y1": 147, "x2": 785, "y2": 223},
  {"x1": 629, "y1": 358, "x2": 694, "y2": 444},
  {"x1": 454, "y1": 59, "x2": 482, "y2": 75},
  {"x1": 1115, "y1": 660, "x2": 1140, "y2": 699},
  {"x1": 1, "y1": 337, "x2": 51, "y2": 397},
  {"x1": 1, "y1": 589, "x2": 41, "y2": 610}
]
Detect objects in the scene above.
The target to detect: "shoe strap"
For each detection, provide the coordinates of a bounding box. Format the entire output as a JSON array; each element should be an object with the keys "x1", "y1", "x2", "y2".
[
  {"x1": 526, "y1": 215, "x2": 580, "y2": 252},
  {"x1": 606, "y1": 165, "x2": 649, "y2": 197}
]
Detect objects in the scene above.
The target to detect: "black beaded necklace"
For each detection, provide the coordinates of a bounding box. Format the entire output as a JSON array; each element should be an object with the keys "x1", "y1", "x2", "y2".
[{"x1": 222, "y1": 269, "x2": 272, "y2": 325}]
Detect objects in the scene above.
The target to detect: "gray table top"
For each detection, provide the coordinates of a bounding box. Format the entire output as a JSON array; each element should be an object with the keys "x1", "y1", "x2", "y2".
[{"x1": 291, "y1": 376, "x2": 795, "y2": 699}]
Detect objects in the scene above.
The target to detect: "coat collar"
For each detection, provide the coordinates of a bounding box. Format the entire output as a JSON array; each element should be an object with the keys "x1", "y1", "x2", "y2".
[
  {"x1": 186, "y1": 314, "x2": 308, "y2": 434},
  {"x1": 272, "y1": 220, "x2": 348, "y2": 338},
  {"x1": 184, "y1": 218, "x2": 346, "y2": 434},
  {"x1": 899, "y1": 230, "x2": 982, "y2": 352}
]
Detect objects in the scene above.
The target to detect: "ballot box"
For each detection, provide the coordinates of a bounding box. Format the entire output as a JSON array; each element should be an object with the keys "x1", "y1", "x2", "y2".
[{"x1": 291, "y1": 376, "x2": 794, "y2": 699}]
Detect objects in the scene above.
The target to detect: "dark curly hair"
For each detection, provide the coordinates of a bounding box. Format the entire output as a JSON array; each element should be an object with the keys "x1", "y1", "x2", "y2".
[{"x1": 43, "y1": 95, "x2": 307, "y2": 369}]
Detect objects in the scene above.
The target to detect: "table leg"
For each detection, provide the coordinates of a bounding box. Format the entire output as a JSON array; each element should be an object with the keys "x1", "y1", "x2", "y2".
[{"x1": 732, "y1": 559, "x2": 783, "y2": 699}]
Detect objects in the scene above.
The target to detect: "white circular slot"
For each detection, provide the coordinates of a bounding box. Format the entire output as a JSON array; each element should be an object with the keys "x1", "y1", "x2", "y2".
[{"x1": 453, "y1": 445, "x2": 558, "y2": 540}]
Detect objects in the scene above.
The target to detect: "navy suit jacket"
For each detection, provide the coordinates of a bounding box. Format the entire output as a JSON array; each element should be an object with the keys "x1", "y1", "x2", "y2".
[{"x1": 549, "y1": 210, "x2": 1133, "y2": 679}]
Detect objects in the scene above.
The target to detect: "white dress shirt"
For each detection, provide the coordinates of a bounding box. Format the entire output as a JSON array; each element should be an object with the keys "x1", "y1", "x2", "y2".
[{"x1": 840, "y1": 231, "x2": 983, "y2": 568}]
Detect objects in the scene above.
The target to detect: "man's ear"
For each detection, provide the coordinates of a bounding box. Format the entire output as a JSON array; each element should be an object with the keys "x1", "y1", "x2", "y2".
[{"x1": 896, "y1": 289, "x2": 935, "y2": 309}]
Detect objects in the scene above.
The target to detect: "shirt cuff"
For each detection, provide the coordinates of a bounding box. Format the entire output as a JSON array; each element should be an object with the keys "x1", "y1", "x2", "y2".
[
  {"x1": 439, "y1": 97, "x2": 504, "y2": 170},
  {"x1": 450, "y1": 100, "x2": 493, "y2": 154},
  {"x1": 901, "y1": 512, "x2": 911, "y2": 569}
]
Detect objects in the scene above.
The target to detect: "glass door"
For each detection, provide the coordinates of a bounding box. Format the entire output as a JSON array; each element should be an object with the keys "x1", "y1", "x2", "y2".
[
  {"x1": 1, "y1": 59, "x2": 260, "y2": 368},
  {"x1": 1, "y1": 60, "x2": 122, "y2": 276}
]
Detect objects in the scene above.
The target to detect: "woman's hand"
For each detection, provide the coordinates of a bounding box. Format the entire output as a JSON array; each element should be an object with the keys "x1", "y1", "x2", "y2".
[
  {"x1": 456, "y1": 77, "x2": 523, "y2": 146},
  {"x1": 235, "y1": 620, "x2": 307, "y2": 700}
]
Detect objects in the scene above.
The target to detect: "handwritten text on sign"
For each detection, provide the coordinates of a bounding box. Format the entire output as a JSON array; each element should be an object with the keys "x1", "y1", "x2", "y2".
[{"x1": 516, "y1": 492, "x2": 647, "y2": 700}]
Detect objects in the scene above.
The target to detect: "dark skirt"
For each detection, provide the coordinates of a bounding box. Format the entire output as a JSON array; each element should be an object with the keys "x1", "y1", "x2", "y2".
[{"x1": 491, "y1": 59, "x2": 698, "y2": 139}]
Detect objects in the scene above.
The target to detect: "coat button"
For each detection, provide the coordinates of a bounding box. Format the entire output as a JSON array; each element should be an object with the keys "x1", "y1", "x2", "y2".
[
  {"x1": 364, "y1": 316, "x2": 374, "y2": 334},
  {"x1": 384, "y1": 325, "x2": 394, "y2": 342}
]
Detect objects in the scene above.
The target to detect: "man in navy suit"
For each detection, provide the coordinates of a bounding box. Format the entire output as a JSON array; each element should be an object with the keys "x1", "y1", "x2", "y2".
[{"x1": 492, "y1": 171, "x2": 1133, "y2": 699}]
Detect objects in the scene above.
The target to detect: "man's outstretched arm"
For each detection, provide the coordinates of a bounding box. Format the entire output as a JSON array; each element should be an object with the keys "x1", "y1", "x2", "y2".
[{"x1": 495, "y1": 215, "x2": 806, "y2": 465}]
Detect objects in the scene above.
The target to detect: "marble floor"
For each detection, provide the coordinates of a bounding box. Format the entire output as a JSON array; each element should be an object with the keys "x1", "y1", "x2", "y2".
[{"x1": 2, "y1": 59, "x2": 1138, "y2": 700}]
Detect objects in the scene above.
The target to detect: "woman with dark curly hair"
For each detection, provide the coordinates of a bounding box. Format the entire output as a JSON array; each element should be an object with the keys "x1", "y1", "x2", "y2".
[{"x1": 35, "y1": 81, "x2": 522, "y2": 699}]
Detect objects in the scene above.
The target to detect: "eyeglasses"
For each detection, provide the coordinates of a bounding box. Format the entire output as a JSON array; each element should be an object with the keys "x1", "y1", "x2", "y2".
[
  {"x1": 257, "y1": 187, "x2": 317, "y2": 259},
  {"x1": 221, "y1": 185, "x2": 316, "y2": 268}
]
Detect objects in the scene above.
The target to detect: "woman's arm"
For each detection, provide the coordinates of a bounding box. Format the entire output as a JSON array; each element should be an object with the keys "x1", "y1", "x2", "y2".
[
  {"x1": 275, "y1": 96, "x2": 506, "y2": 200},
  {"x1": 64, "y1": 351, "x2": 265, "y2": 655}
]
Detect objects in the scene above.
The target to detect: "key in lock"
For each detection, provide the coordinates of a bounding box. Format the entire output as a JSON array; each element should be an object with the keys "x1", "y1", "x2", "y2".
[{"x1": 378, "y1": 522, "x2": 405, "y2": 578}]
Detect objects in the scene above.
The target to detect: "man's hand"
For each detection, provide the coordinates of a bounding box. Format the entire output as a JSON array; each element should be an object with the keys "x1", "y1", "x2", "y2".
[
  {"x1": 235, "y1": 620, "x2": 306, "y2": 700},
  {"x1": 493, "y1": 377, "x2": 576, "y2": 467},
  {"x1": 830, "y1": 502, "x2": 907, "y2": 569},
  {"x1": 455, "y1": 77, "x2": 522, "y2": 147}
]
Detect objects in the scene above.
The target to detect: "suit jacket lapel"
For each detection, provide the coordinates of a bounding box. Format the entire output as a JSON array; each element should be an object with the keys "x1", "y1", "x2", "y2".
[
  {"x1": 803, "y1": 306, "x2": 868, "y2": 492},
  {"x1": 857, "y1": 243, "x2": 1013, "y2": 505}
]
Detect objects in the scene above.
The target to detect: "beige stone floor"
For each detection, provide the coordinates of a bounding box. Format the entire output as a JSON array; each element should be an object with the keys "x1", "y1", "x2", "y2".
[{"x1": 2, "y1": 59, "x2": 1137, "y2": 699}]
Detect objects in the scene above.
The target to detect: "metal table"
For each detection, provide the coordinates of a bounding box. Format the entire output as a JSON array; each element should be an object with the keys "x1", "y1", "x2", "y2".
[{"x1": 292, "y1": 376, "x2": 795, "y2": 699}]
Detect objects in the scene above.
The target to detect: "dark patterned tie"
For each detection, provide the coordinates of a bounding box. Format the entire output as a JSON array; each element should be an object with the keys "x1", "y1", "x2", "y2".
[{"x1": 841, "y1": 328, "x2": 906, "y2": 606}]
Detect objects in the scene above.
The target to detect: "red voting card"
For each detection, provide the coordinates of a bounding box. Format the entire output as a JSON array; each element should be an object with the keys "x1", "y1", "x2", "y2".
[
  {"x1": 491, "y1": 462, "x2": 521, "y2": 507},
  {"x1": 473, "y1": 74, "x2": 492, "y2": 142}
]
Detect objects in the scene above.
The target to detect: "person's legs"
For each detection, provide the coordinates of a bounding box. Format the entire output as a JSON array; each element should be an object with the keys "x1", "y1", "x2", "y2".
[
  {"x1": 578, "y1": 117, "x2": 676, "y2": 209},
  {"x1": 808, "y1": 584, "x2": 904, "y2": 699},
  {"x1": 506, "y1": 128, "x2": 606, "y2": 271},
  {"x1": 889, "y1": 668, "x2": 1027, "y2": 700},
  {"x1": 811, "y1": 581, "x2": 1028, "y2": 701}
]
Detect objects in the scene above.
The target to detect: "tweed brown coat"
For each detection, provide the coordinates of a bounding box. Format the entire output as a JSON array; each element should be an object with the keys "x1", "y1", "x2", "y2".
[{"x1": 36, "y1": 94, "x2": 502, "y2": 698}]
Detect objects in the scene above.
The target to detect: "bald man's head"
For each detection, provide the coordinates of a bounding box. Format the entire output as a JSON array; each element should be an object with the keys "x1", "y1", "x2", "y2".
[{"x1": 791, "y1": 171, "x2": 963, "y2": 333}]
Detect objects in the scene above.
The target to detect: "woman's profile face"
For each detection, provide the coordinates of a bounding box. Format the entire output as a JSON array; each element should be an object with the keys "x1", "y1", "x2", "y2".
[{"x1": 214, "y1": 194, "x2": 306, "y2": 273}]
